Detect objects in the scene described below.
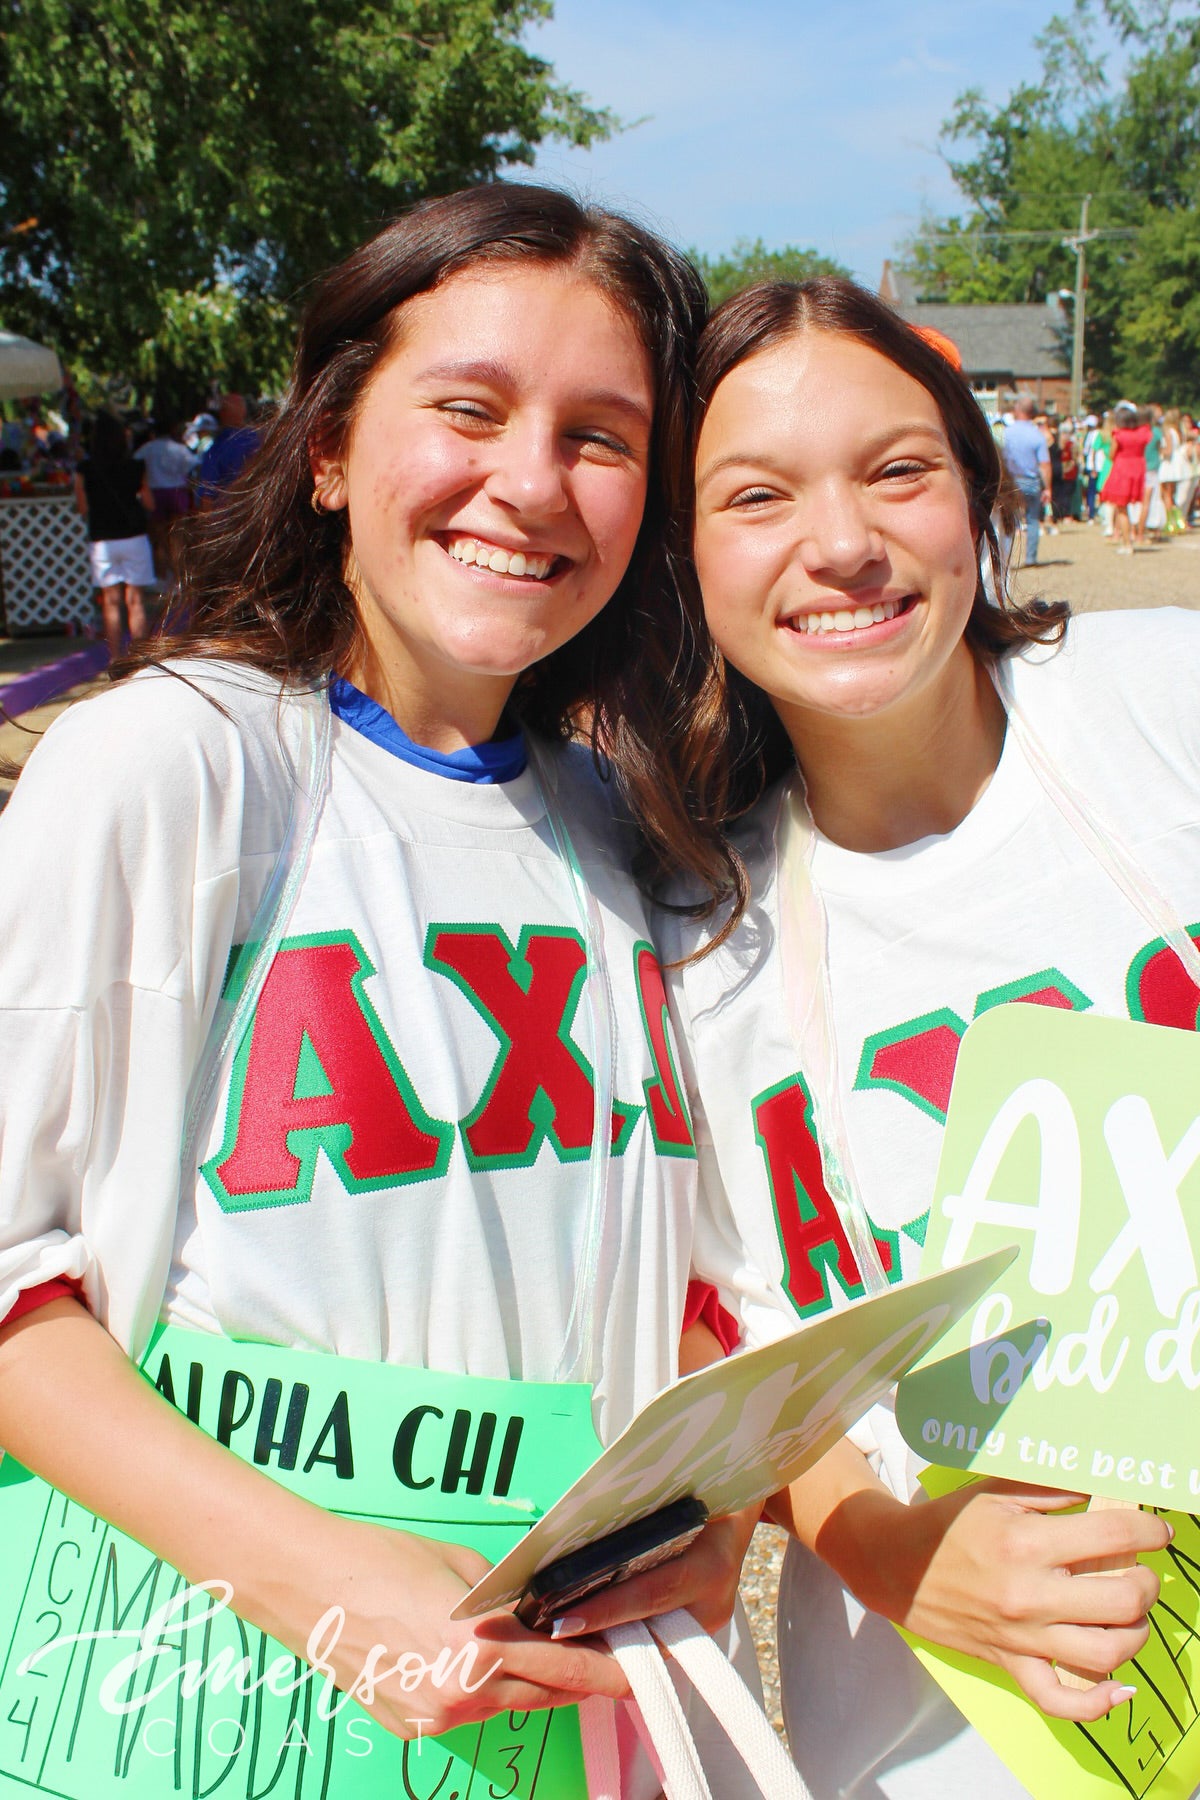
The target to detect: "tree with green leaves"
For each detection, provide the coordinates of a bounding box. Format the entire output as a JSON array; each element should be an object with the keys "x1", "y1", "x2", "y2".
[
  {"x1": 0, "y1": 1, "x2": 614, "y2": 411},
  {"x1": 902, "y1": 0, "x2": 1200, "y2": 404},
  {"x1": 692, "y1": 238, "x2": 850, "y2": 308}
]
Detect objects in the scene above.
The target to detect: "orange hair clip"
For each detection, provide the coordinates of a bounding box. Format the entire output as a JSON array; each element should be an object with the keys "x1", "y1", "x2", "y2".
[{"x1": 911, "y1": 324, "x2": 963, "y2": 371}]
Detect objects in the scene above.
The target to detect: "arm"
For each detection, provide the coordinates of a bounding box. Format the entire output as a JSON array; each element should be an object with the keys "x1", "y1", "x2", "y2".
[{"x1": 769, "y1": 1435, "x2": 1168, "y2": 1721}]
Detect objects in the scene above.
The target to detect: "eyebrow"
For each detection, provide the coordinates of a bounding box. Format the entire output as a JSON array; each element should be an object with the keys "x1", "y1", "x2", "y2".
[
  {"x1": 416, "y1": 359, "x2": 653, "y2": 429},
  {"x1": 696, "y1": 419, "x2": 948, "y2": 491}
]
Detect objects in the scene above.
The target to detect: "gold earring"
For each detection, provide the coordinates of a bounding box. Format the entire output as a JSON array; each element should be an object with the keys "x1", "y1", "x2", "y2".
[{"x1": 311, "y1": 487, "x2": 326, "y2": 513}]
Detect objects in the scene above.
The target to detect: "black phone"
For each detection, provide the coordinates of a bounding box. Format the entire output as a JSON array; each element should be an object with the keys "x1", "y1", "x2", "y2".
[{"x1": 515, "y1": 1495, "x2": 709, "y2": 1632}]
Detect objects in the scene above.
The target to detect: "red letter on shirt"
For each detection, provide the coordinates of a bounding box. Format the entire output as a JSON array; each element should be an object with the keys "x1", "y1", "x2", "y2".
[
  {"x1": 204, "y1": 933, "x2": 452, "y2": 1210},
  {"x1": 426, "y1": 925, "x2": 623, "y2": 1166},
  {"x1": 753, "y1": 1076, "x2": 894, "y2": 1318}
]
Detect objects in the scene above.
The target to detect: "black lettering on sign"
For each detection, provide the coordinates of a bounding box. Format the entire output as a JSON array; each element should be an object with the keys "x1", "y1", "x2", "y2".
[
  {"x1": 302, "y1": 1391, "x2": 354, "y2": 1480},
  {"x1": 217, "y1": 1370, "x2": 255, "y2": 1446},
  {"x1": 393, "y1": 1406, "x2": 443, "y2": 1491},
  {"x1": 254, "y1": 1380, "x2": 310, "y2": 1471},
  {"x1": 493, "y1": 1417, "x2": 525, "y2": 1498},
  {"x1": 441, "y1": 1410, "x2": 496, "y2": 1496}
]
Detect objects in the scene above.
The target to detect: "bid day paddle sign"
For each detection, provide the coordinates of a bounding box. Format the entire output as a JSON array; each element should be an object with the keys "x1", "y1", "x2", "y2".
[
  {"x1": 896, "y1": 1006, "x2": 1200, "y2": 1800},
  {"x1": 897, "y1": 1006, "x2": 1200, "y2": 1505}
]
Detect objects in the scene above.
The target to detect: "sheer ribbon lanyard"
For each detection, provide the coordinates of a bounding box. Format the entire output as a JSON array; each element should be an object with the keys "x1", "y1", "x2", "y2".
[
  {"x1": 526, "y1": 738, "x2": 616, "y2": 1387},
  {"x1": 180, "y1": 684, "x2": 333, "y2": 1183},
  {"x1": 989, "y1": 659, "x2": 1200, "y2": 992},
  {"x1": 776, "y1": 781, "x2": 891, "y2": 1295}
]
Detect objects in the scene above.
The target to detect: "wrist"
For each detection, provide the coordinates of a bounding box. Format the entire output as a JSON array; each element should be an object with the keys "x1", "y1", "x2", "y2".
[{"x1": 814, "y1": 1486, "x2": 916, "y2": 1620}]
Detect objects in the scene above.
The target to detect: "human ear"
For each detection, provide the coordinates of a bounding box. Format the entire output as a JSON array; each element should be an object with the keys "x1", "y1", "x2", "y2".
[{"x1": 309, "y1": 444, "x2": 349, "y2": 512}]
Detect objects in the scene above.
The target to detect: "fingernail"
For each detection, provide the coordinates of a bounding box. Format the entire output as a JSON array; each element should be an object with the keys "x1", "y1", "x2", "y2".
[
  {"x1": 1166, "y1": 1520, "x2": 1176, "y2": 1541},
  {"x1": 1110, "y1": 1686, "x2": 1137, "y2": 1704},
  {"x1": 551, "y1": 1615, "x2": 588, "y2": 1640}
]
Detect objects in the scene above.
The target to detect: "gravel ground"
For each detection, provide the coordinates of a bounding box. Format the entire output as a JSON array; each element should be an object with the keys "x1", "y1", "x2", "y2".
[
  {"x1": 1010, "y1": 514, "x2": 1200, "y2": 614},
  {"x1": 739, "y1": 1522, "x2": 790, "y2": 1741}
]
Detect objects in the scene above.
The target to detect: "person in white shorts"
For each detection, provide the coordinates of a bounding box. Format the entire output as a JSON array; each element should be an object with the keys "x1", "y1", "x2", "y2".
[{"x1": 74, "y1": 408, "x2": 155, "y2": 655}]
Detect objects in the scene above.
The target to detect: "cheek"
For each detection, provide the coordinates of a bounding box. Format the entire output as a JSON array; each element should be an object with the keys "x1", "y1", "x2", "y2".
[
  {"x1": 694, "y1": 522, "x2": 788, "y2": 633},
  {"x1": 579, "y1": 466, "x2": 649, "y2": 564}
]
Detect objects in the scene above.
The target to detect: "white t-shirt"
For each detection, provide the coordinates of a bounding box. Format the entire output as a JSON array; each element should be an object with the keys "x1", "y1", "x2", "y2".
[
  {"x1": 665, "y1": 608, "x2": 1200, "y2": 1343},
  {"x1": 0, "y1": 661, "x2": 774, "y2": 1444},
  {"x1": 135, "y1": 436, "x2": 197, "y2": 489},
  {"x1": 662, "y1": 607, "x2": 1200, "y2": 1798}
]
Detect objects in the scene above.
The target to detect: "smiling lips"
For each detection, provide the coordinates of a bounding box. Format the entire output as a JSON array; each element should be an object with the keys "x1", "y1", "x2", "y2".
[
  {"x1": 783, "y1": 596, "x2": 910, "y2": 636},
  {"x1": 444, "y1": 534, "x2": 560, "y2": 581}
]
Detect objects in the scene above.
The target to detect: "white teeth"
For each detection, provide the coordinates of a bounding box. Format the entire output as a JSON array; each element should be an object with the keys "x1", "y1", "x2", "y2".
[
  {"x1": 788, "y1": 598, "x2": 906, "y2": 635},
  {"x1": 445, "y1": 537, "x2": 554, "y2": 579}
]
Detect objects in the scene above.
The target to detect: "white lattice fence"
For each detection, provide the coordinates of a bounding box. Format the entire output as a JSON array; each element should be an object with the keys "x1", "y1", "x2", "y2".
[{"x1": 0, "y1": 497, "x2": 94, "y2": 630}]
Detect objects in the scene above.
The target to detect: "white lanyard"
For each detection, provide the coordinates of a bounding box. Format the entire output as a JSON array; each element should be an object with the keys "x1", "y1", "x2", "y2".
[
  {"x1": 776, "y1": 656, "x2": 1200, "y2": 1296},
  {"x1": 180, "y1": 690, "x2": 615, "y2": 1388}
]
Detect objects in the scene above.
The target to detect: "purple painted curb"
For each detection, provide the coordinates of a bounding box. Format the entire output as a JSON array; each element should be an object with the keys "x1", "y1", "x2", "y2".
[{"x1": 0, "y1": 641, "x2": 109, "y2": 720}]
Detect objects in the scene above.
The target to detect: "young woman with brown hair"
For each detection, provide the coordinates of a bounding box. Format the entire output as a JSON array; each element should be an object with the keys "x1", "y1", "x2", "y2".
[
  {"x1": 0, "y1": 185, "x2": 778, "y2": 1799},
  {"x1": 657, "y1": 277, "x2": 1193, "y2": 1797}
]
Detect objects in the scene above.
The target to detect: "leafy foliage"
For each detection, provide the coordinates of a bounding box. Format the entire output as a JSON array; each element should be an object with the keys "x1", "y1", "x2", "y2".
[
  {"x1": 901, "y1": 0, "x2": 1200, "y2": 405},
  {"x1": 692, "y1": 238, "x2": 851, "y2": 308},
  {"x1": 0, "y1": 0, "x2": 614, "y2": 411}
]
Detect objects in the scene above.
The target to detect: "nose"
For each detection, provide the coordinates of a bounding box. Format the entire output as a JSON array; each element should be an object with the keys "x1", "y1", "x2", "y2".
[
  {"x1": 796, "y1": 479, "x2": 885, "y2": 581},
  {"x1": 484, "y1": 419, "x2": 570, "y2": 521}
]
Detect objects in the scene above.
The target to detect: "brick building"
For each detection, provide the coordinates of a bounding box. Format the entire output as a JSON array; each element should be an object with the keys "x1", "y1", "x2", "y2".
[{"x1": 880, "y1": 264, "x2": 1071, "y2": 413}]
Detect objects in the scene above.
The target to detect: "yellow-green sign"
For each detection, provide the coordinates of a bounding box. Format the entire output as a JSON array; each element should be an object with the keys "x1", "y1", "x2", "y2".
[
  {"x1": 901, "y1": 1472, "x2": 1200, "y2": 1800},
  {"x1": 898, "y1": 1007, "x2": 1200, "y2": 1508}
]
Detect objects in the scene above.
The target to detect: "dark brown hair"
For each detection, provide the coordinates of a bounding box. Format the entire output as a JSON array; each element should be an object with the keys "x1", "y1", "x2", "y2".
[
  {"x1": 646, "y1": 277, "x2": 1071, "y2": 941},
  {"x1": 116, "y1": 184, "x2": 711, "y2": 870}
]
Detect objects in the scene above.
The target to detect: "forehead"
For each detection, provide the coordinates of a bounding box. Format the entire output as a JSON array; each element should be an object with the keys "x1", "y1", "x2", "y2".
[
  {"x1": 700, "y1": 330, "x2": 945, "y2": 453},
  {"x1": 376, "y1": 262, "x2": 653, "y2": 388}
]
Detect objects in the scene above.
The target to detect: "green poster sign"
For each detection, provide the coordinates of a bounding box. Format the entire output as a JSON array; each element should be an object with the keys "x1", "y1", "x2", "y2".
[
  {"x1": 897, "y1": 1007, "x2": 1200, "y2": 1508},
  {"x1": 0, "y1": 1327, "x2": 599, "y2": 1799}
]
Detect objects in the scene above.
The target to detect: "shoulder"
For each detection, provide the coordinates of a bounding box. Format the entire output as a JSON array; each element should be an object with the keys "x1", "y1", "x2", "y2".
[
  {"x1": 8, "y1": 660, "x2": 300, "y2": 863},
  {"x1": 1007, "y1": 608, "x2": 1200, "y2": 764},
  {"x1": 540, "y1": 738, "x2": 639, "y2": 864}
]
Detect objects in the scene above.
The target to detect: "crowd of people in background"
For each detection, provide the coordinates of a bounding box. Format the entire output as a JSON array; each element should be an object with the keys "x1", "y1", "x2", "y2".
[
  {"x1": 997, "y1": 397, "x2": 1199, "y2": 565},
  {"x1": 0, "y1": 391, "x2": 265, "y2": 655}
]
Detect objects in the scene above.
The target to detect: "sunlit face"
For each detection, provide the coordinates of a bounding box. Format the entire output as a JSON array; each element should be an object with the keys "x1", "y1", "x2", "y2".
[
  {"x1": 313, "y1": 262, "x2": 654, "y2": 735},
  {"x1": 693, "y1": 331, "x2": 980, "y2": 736}
]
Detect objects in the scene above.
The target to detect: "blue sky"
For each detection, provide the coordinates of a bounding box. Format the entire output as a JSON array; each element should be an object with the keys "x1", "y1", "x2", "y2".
[{"x1": 520, "y1": 0, "x2": 1122, "y2": 285}]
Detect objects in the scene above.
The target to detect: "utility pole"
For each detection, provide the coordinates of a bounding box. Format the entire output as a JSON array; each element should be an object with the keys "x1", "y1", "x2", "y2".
[{"x1": 1064, "y1": 195, "x2": 1090, "y2": 417}]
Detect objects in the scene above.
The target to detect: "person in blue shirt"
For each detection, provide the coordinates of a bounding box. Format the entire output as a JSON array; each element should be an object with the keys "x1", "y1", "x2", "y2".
[
  {"x1": 1002, "y1": 394, "x2": 1052, "y2": 564},
  {"x1": 195, "y1": 392, "x2": 261, "y2": 507}
]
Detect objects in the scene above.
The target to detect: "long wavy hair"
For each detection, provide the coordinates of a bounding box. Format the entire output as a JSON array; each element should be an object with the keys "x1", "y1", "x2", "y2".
[
  {"x1": 644, "y1": 276, "x2": 1071, "y2": 943},
  {"x1": 117, "y1": 183, "x2": 714, "y2": 877}
]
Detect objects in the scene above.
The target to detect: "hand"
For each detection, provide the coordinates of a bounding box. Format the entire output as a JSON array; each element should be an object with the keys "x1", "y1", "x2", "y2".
[
  {"x1": 539, "y1": 1502, "x2": 763, "y2": 1640},
  {"x1": 252, "y1": 1512, "x2": 631, "y2": 1740},
  {"x1": 841, "y1": 1480, "x2": 1169, "y2": 1722}
]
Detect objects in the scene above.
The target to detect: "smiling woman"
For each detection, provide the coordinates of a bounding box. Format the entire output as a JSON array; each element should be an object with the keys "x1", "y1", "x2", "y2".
[
  {"x1": 652, "y1": 276, "x2": 1198, "y2": 1799},
  {"x1": 0, "y1": 186, "x2": 787, "y2": 1800}
]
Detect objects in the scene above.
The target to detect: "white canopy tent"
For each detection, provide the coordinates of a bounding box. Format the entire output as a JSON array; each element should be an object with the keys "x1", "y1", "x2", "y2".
[{"x1": 0, "y1": 331, "x2": 63, "y2": 402}]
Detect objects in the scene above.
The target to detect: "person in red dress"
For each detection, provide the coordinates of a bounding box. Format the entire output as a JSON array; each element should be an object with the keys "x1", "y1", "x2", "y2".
[{"x1": 1099, "y1": 402, "x2": 1152, "y2": 554}]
